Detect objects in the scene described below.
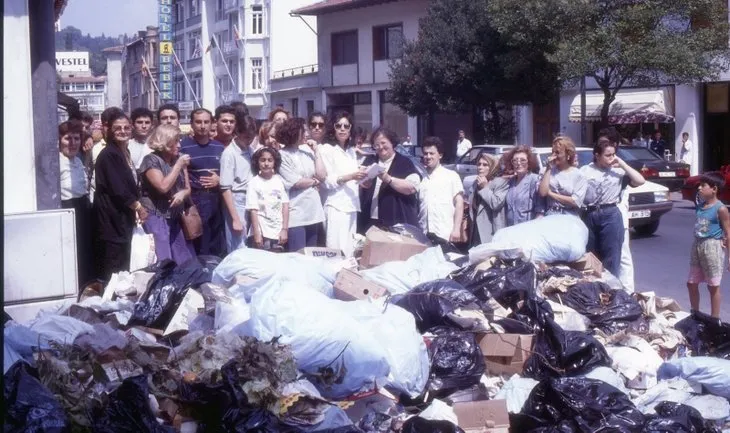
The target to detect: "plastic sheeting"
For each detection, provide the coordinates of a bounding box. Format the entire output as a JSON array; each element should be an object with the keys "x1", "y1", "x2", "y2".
[
  {"x1": 4, "y1": 361, "x2": 70, "y2": 433},
  {"x1": 657, "y1": 357, "x2": 730, "y2": 399},
  {"x1": 489, "y1": 214, "x2": 589, "y2": 263}
]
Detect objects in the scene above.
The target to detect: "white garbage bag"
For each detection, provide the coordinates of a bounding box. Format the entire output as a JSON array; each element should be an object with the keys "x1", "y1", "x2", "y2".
[
  {"x1": 581, "y1": 366, "x2": 629, "y2": 394},
  {"x1": 129, "y1": 223, "x2": 156, "y2": 271},
  {"x1": 240, "y1": 280, "x2": 428, "y2": 399},
  {"x1": 494, "y1": 374, "x2": 539, "y2": 413},
  {"x1": 632, "y1": 378, "x2": 697, "y2": 414},
  {"x1": 360, "y1": 246, "x2": 458, "y2": 295},
  {"x1": 605, "y1": 336, "x2": 663, "y2": 389},
  {"x1": 657, "y1": 357, "x2": 730, "y2": 399},
  {"x1": 489, "y1": 214, "x2": 588, "y2": 263}
]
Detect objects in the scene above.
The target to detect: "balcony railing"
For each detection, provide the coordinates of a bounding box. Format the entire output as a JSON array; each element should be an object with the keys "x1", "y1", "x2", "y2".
[
  {"x1": 223, "y1": 40, "x2": 239, "y2": 56},
  {"x1": 272, "y1": 64, "x2": 319, "y2": 80}
]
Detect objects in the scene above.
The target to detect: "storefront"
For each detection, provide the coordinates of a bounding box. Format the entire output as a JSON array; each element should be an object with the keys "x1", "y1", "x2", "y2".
[{"x1": 703, "y1": 82, "x2": 730, "y2": 171}]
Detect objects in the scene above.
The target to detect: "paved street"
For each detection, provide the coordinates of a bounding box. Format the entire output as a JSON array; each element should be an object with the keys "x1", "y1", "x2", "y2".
[{"x1": 631, "y1": 194, "x2": 730, "y2": 321}]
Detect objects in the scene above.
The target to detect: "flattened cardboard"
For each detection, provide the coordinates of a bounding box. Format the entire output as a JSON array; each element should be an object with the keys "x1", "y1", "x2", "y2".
[
  {"x1": 570, "y1": 252, "x2": 604, "y2": 277},
  {"x1": 334, "y1": 268, "x2": 390, "y2": 302},
  {"x1": 453, "y1": 399, "x2": 510, "y2": 433},
  {"x1": 360, "y1": 226, "x2": 428, "y2": 268},
  {"x1": 478, "y1": 333, "x2": 535, "y2": 376},
  {"x1": 298, "y1": 247, "x2": 346, "y2": 261}
]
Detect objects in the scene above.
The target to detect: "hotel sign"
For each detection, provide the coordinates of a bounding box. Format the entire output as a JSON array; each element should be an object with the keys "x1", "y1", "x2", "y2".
[{"x1": 158, "y1": 0, "x2": 174, "y2": 101}]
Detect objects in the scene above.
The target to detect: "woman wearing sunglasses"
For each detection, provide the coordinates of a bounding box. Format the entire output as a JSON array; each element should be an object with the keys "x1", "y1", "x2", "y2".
[
  {"x1": 93, "y1": 112, "x2": 149, "y2": 279},
  {"x1": 319, "y1": 111, "x2": 367, "y2": 256},
  {"x1": 502, "y1": 145, "x2": 545, "y2": 226}
]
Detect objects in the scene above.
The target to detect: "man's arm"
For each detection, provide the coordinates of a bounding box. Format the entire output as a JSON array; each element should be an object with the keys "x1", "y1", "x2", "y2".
[{"x1": 450, "y1": 192, "x2": 464, "y2": 242}]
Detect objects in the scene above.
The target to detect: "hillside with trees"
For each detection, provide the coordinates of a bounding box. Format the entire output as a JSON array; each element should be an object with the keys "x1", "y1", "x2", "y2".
[{"x1": 55, "y1": 26, "x2": 132, "y2": 76}]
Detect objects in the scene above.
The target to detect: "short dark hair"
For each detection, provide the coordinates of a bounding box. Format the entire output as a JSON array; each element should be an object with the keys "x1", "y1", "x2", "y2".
[
  {"x1": 267, "y1": 107, "x2": 290, "y2": 121},
  {"x1": 230, "y1": 101, "x2": 249, "y2": 116},
  {"x1": 682, "y1": 132, "x2": 689, "y2": 137},
  {"x1": 275, "y1": 117, "x2": 306, "y2": 147},
  {"x1": 308, "y1": 111, "x2": 325, "y2": 124},
  {"x1": 327, "y1": 110, "x2": 353, "y2": 144},
  {"x1": 597, "y1": 127, "x2": 622, "y2": 145},
  {"x1": 130, "y1": 107, "x2": 154, "y2": 123},
  {"x1": 81, "y1": 112, "x2": 94, "y2": 124},
  {"x1": 593, "y1": 136, "x2": 617, "y2": 162},
  {"x1": 101, "y1": 106, "x2": 125, "y2": 126},
  {"x1": 105, "y1": 112, "x2": 131, "y2": 144},
  {"x1": 157, "y1": 103, "x2": 180, "y2": 121},
  {"x1": 214, "y1": 104, "x2": 237, "y2": 120},
  {"x1": 371, "y1": 126, "x2": 399, "y2": 149},
  {"x1": 699, "y1": 173, "x2": 725, "y2": 191},
  {"x1": 191, "y1": 108, "x2": 213, "y2": 122},
  {"x1": 58, "y1": 120, "x2": 84, "y2": 138},
  {"x1": 251, "y1": 147, "x2": 282, "y2": 174},
  {"x1": 422, "y1": 136, "x2": 444, "y2": 155},
  {"x1": 235, "y1": 113, "x2": 258, "y2": 142}
]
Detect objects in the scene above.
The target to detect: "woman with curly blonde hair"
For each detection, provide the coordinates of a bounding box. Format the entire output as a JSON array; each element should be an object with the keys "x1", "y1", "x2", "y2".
[
  {"x1": 501, "y1": 144, "x2": 545, "y2": 226},
  {"x1": 138, "y1": 124, "x2": 196, "y2": 265},
  {"x1": 538, "y1": 136, "x2": 587, "y2": 216}
]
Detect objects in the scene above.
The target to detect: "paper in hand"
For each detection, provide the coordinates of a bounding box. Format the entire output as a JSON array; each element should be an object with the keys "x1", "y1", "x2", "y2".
[{"x1": 359, "y1": 164, "x2": 385, "y2": 185}]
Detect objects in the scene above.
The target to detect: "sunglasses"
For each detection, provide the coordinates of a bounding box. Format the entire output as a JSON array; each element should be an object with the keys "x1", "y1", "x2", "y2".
[
  {"x1": 310, "y1": 122, "x2": 325, "y2": 129},
  {"x1": 335, "y1": 123, "x2": 351, "y2": 130}
]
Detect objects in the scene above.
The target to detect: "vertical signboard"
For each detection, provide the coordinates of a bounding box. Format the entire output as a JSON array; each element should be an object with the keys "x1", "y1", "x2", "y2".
[{"x1": 158, "y1": 0, "x2": 174, "y2": 101}]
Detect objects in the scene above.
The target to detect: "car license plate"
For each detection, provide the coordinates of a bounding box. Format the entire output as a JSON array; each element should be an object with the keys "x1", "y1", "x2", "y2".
[
  {"x1": 629, "y1": 210, "x2": 651, "y2": 219},
  {"x1": 658, "y1": 171, "x2": 674, "y2": 178}
]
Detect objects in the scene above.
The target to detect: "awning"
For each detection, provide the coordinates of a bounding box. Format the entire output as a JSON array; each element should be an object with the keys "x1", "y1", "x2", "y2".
[
  {"x1": 569, "y1": 88, "x2": 674, "y2": 124},
  {"x1": 57, "y1": 91, "x2": 79, "y2": 112}
]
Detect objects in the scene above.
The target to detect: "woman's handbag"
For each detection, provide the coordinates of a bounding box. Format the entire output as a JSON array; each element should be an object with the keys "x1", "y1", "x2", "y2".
[{"x1": 180, "y1": 204, "x2": 203, "y2": 240}]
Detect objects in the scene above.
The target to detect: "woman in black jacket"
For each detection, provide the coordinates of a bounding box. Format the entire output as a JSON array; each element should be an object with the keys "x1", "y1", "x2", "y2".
[
  {"x1": 93, "y1": 111, "x2": 149, "y2": 279},
  {"x1": 358, "y1": 126, "x2": 421, "y2": 233}
]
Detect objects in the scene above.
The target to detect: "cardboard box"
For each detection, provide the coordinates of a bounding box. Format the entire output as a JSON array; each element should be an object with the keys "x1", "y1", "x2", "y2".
[
  {"x1": 570, "y1": 252, "x2": 604, "y2": 277},
  {"x1": 334, "y1": 268, "x2": 390, "y2": 301},
  {"x1": 453, "y1": 399, "x2": 510, "y2": 433},
  {"x1": 360, "y1": 226, "x2": 428, "y2": 268},
  {"x1": 298, "y1": 247, "x2": 346, "y2": 261},
  {"x1": 478, "y1": 333, "x2": 535, "y2": 376}
]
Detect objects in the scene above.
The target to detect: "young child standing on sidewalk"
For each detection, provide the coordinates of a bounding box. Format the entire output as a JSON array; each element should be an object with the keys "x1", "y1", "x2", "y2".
[
  {"x1": 687, "y1": 173, "x2": 730, "y2": 318},
  {"x1": 246, "y1": 147, "x2": 289, "y2": 252}
]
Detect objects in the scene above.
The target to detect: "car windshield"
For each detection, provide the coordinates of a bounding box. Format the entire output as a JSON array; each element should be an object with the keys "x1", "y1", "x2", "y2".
[
  {"x1": 617, "y1": 147, "x2": 662, "y2": 161},
  {"x1": 460, "y1": 147, "x2": 497, "y2": 164}
]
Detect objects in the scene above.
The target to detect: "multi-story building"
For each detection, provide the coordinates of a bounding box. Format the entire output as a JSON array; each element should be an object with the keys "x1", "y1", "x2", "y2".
[
  {"x1": 170, "y1": 0, "x2": 317, "y2": 120},
  {"x1": 56, "y1": 51, "x2": 107, "y2": 121},
  {"x1": 121, "y1": 26, "x2": 161, "y2": 113},
  {"x1": 271, "y1": 0, "x2": 427, "y2": 143}
]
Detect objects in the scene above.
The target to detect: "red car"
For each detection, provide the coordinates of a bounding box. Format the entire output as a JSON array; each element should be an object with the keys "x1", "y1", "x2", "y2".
[{"x1": 680, "y1": 165, "x2": 730, "y2": 202}]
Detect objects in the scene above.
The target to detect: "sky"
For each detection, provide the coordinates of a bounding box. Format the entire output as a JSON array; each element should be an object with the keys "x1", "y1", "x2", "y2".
[{"x1": 61, "y1": 0, "x2": 158, "y2": 37}]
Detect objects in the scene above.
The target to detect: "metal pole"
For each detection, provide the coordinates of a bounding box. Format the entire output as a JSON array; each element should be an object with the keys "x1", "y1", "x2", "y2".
[{"x1": 580, "y1": 75, "x2": 587, "y2": 146}]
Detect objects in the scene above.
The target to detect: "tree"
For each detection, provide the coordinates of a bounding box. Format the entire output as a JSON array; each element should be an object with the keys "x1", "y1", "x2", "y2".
[
  {"x1": 488, "y1": 0, "x2": 730, "y2": 126},
  {"x1": 388, "y1": 0, "x2": 562, "y2": 142}
]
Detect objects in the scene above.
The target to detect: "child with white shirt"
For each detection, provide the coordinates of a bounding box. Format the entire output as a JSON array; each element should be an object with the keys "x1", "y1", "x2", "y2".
[{"x1": 246, "y1": 147, "x2": 290, "y2": 251}]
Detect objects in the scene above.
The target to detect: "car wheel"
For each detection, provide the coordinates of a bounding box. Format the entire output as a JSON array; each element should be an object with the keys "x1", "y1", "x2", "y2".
[{"x1": 634, "y1": 220, "x2": 660, "y2": 236}]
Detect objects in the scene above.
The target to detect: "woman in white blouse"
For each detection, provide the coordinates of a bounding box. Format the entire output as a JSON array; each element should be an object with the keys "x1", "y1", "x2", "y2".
[
  {"x1": 319, "y1": 111, "x2": 367, "y2": 256},
  {"x1": 59, "y1": 120, "x2": 93, "y2": 284}
]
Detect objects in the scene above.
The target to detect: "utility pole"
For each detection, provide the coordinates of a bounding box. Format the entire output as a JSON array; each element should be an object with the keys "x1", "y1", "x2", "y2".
[{"x1": 580, "y1": 76, "x2": 587, "y2": 146}]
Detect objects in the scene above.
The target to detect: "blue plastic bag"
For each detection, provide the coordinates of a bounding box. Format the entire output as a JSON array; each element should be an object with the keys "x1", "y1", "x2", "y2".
[{"x1": 657, "y1": 357, "x2": 730, "y2": 399}]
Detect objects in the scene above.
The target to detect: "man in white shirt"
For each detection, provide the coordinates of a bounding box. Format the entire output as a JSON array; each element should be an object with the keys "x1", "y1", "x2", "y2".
[
  {"x1": 128, "y1": 107, "x2": 154, "y2": 169},
  {"x1": 456, "y1": 129, "x2": 472, "y2": 159},
  {"x1": 420, "y1": 136, "x2": 465, "y2": 242},
  {"x1": 678, "y1": 132, "x2": 692, "y2": 164}
]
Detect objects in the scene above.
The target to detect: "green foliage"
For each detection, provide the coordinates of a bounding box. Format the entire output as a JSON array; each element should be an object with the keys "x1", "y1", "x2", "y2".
[
  {"x1": 388, "y1": 0, "x2": 562, "y2": 117},
  {"x1": 55, "y1": 26, "x2": 130, "y2": 76},
  {"x1": 488, "y1": 0, "x2": 730, "y2": 124}
]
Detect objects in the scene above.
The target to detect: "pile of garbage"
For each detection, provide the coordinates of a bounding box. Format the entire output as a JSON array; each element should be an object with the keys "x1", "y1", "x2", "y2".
[{"x1": 4, "y1": 215, "x2": 730, "y2": 433}]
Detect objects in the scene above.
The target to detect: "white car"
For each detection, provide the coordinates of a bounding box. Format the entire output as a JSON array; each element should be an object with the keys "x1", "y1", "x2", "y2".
[{"x1": 459, "y1": 146, "x2": 673, "y2": 236}]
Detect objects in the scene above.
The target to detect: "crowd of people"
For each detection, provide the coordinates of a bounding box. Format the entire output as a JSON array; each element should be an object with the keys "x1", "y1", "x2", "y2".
[{"x1": 58, "y1": 103, "x2": 727, "y2": 318}]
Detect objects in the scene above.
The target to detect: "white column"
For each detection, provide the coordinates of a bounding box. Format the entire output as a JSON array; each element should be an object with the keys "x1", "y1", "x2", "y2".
[
  {"x1": 371, "y1": 89, "x2": 380, "y2": 129},
  {"x1": 516, "y1": 105, "x2": 533, "y2": 146},
  {"x1": 200, "y1": 0, "x2": 216, "y2": 109},
  {"x1": 407, "y1": 116, "x2": 418, "y2": 144},
  {"x1": 4, "y1": 0, "x2": 37, "y2": 213}
]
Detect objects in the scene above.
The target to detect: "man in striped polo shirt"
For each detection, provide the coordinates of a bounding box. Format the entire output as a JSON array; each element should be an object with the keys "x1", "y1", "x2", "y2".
[{"x1": 180, "y1": 108, "x2": 226, "y2": 257}]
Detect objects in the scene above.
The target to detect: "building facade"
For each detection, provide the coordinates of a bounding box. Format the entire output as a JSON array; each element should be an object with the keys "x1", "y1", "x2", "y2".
[
  {"x1": 56, "y1": 51, "x2": 107, "y2": 121},
  {"x1": 170, "y1": 0, "x2": 317, "y2": 121},
  {"x1": 121, "y1": 26, "x2": 161, "y2": 113}
]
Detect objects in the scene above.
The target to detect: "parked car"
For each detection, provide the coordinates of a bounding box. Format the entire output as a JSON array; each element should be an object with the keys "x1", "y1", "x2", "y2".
[
  {"x1": 443, "y1": 144, "x2": 515, "y2": 178},
  {"x1": 680, "y1": 165, "x2": 730, "y2": 203},
  {"x1": 615, "y1": 145, "x2": 689, "y2": 192},
  {"x1": 459, "y1": 146, "x2": 673, "y2": 236}
]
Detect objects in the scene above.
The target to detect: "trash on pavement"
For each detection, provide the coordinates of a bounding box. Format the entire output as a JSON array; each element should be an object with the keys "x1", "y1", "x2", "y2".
[
  {"x1": 490, "y1": 214, "x2": 589, "y2": 263},
  {"x1": 477, "y1": 333, "x2": 534, "y2": 376},
  {"x1": 424, "y1": 327, "x2": 485, "y2": 398},
  {"x1": 674, "y1": 310, "x2": 730, "y2": 359},
  {"x1": 333, "y1": 268, "x2": 390, "y2": 302},
  {"x1": 360, "y1": 226, "x2": 429, "y2": 268},
  {"x1": 657, "y1": 356, "x2": 730, "y2": 399},
  {"x1": 4, "y1": 361, "x2": 70, "y2": 433},
  {"x1": 566, "y1": 251, "x2": 604, "y2": 277},
  {"x1": 451, "y1": 399, "x2": 510, "y2": 433}
]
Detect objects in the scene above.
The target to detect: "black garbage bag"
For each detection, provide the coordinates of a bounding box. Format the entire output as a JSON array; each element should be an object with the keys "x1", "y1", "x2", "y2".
[
  {"x1": 425, "y1": 233, "x2": 463, "y2": 255},
  {"x1": 401, "y1": 417, "x2": 464, "y2": 433},
  {"x1": 492, "y1": 317, "x2": 534, "y2": 334},
  {"x1": 674, "y1": 310, "x2": 730, "y2": 359},
  {"x1": 523, "y1": 318, "x2": 610, "y2": 380},
  {"x1": 450, "y1": 259, "x2": 535, "y2": 310},
  {"x1": 93, "y1": 375, "x2": 175, "y2": 433},
  {"x1": 426, "y1": 326, "x2": 485, "y2": 398},
  {"x1": 508, "y1": 296, "x2": 554, "y2": 332},
  {"x1": 221, "y1": 408, "x2": 304, "y2": 433},
  {"x1": 4, "y1": 361, "x2": 70, "y2": 433},
  {"x1": 512, "y1": 377, "x2": 645, "y2": 433},
  {"x1": 549, "y1": 281, "x2": 643, "y2": 334},
  {"x1": 390, "y1": 280, "x2": 483, "y2": 333},
  {"x1": 643, "y1": 402, "x2": 720, "y2": 433},
  {"x1": 196, "y1": 254, "x2": 222, "y2": 274},
  {"x1": 537, "y1": 265, "x2": 585, "y2": 282},
  {"x1": 128, "y1": 259, "x2": 212, "y2": 329}
]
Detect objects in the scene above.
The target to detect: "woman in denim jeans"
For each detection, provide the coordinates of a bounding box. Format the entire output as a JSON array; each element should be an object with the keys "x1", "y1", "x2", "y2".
[{"x1": 138, "y1": 124, "x2": 196, "y2": 265}]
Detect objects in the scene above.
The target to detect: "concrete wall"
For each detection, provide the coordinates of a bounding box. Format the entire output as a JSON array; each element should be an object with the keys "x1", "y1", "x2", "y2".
[
  {"x1": 105, "y1": 52, "x2": 123, "y2": 108},
  {"x1": 270, "y1": 0, "x2": 317, "y2": 73}
]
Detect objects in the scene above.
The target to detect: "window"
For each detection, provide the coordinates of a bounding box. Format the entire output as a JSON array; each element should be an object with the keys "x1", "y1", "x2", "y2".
[
  {"x1": 175, "y1": 40, "x2": 185, "y2": 60},
  {"x1": 229, "y1": 13, "x2": 239, "y2": 38},
  {"x1": 251, "y1": 58, "x2": 263, "y2": 90},
  {"x1": 94, "y1": 83, "x2": 104, "y2": 91},
  {"x1": 191, "y1": 77, "x2": 201, "y2": 100},
  {"x1": 373, "y1": 24, "x2": 403, "y2": 60},
  {"x1": 227, "y1": 58, "x2": 238, "y2": 88},
  {"x1": 379, "y1": 90, "x2": 407, "y2": 138},
  {"x1": 331, "y1": 30, "x2": 358, "y2": 65},
  {"x1": 175, "y1": 80, "x2": 186, "y2": 101},
  {"x1": 251, "y1": 5, "x2": 263, "y2": 35},
  {"x1": 132, "y1": 76, "x2": 140, "y2": 96},
  {"x1": 189, "y1": 0, "x2": 199, "y2": 18},
  {"x1": 175, "y1": 2, "x2": 185, "y2": 23},
  {"x1": 306, "y1": 100, "x2": 314, "y2": 116},
  {"x1": 188, "y1": 31, "x2": 201, "y2": 59},
  {"x1": 291, "y1": 98, "x2": 299, "y2": 117}
]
